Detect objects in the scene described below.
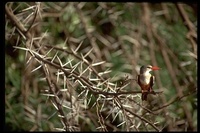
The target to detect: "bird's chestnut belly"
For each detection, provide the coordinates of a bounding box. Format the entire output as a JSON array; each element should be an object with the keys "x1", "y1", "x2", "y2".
[{"x1": 138, "y1": 83, "x2": 151, "y2": 91}]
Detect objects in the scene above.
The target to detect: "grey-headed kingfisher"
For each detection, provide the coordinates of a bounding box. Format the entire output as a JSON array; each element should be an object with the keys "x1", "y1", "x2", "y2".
[{"x1": 137, "y1": 65, "x2": 160, "y2": 101}]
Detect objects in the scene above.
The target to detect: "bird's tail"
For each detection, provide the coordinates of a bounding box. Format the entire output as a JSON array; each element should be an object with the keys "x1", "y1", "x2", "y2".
[{"x1": 142, "y1": 92, "x2": 148, "y2": 101}]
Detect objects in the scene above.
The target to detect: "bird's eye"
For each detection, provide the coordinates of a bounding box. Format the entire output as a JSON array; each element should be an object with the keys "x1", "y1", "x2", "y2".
[{"x1": 147, "y1": 66, "x2": 151, "y2": 69}]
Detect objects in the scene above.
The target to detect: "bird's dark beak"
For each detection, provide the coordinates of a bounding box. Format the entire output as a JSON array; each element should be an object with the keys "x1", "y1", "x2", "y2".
[{"x1": 151, "y1": 66, "x2": 160, "y2": 70}]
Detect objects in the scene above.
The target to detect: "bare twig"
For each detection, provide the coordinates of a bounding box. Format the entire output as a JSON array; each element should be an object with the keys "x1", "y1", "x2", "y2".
[
  {"x1": 152, "y1": 88, "x2": 197, "y2": 112},
  {"x1": 142, "y1": 3, "x2": 173, "y2": 130},
  {"x1": 176, "y1": 3, "x2": 197, "y2": 56}
]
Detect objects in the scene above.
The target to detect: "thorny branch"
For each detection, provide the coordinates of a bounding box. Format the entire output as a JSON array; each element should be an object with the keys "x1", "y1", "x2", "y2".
[
  {"x1": 6, "y1": 3, "x2": 72, "y2": 131},
  {"x1": 42, "y1": 63, "x2": 70, "y2": 130}
]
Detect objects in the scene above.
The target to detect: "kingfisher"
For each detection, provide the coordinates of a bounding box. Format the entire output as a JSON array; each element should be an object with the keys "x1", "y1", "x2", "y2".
[{"x1": 137, "y1": 65, "x2": 160, "y2": 101}]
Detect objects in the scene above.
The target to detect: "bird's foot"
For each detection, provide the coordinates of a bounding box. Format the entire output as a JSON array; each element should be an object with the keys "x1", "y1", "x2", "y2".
[{"x1": 150, "y1": 90, "x2": 156, "y2": 95}]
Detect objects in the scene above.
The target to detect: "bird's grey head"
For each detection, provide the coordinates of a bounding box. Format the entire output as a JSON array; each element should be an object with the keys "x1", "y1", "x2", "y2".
[{"x1": 140, "y1": 65, "x2": 152, "y2": 74}]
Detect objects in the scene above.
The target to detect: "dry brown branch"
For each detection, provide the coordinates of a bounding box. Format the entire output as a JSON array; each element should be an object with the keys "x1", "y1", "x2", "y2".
[
  {"x1": 176, "y1": 3, "x2": 197, "y2": 57},
  {"x1": 161, "y1": 3, "x2": 170, "y2": 21},
  {"x1": 152, "y1": 14, "x2": 195, "y2": 131},
  {"x1": 142, "y1": 3, "x2": 176, "y2": 131},
  {"x1": 5, "y1": 3, "x2": 32, "y2": 40},
  {"x1": 123, "y1": 107, "x2": 160, "y2": 131},
  {"x1": 152, "y1": 88, "x2": 197, "y2": 112},
  {"x1": 42, "y1": 64, "x2": 70, "y2": 130},
  {"x1": 25, "y1": 3, "x2": 39, "y2": 33},
  {"x1": 96, "y1": 101, "x2": 108, "y2": 131}
]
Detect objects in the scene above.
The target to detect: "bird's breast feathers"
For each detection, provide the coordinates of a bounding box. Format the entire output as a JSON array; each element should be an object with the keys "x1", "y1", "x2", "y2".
[{"x1": 139, "y1": 74, "x2": 154, "y2": 85}]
